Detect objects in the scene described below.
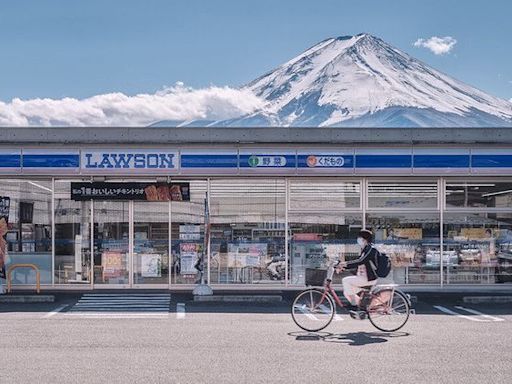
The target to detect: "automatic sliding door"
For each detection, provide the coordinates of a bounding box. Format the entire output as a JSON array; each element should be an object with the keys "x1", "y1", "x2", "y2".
[
  {"x1": 93, "y1": 201, "x2": 130, "y2": 286},
  {"x1": 133, "y1": 202, "x2": 169, "y2": 285}
]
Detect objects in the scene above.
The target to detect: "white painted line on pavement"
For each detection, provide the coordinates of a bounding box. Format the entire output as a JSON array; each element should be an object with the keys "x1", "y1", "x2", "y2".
[
  {"x1": 43, "y1": 304, "x2": 68, "y2": 318},
  {"x1": 295, "y1": 305, "x2": 319, "y2": 321},
  {"x1": 454, "y1": 306, "x2": 505, "y2": 322},
  {"x1": 177, "y1": 303, "x2": 186, "y2": 319},
  {"x1": 65, "y1": 312, "x2": 169, "y2": 316},
  {"x1": 64, "y1": 315, "x2": 169, "y2": 319},
  {"x1": 433, "y1": 306, "x2": 486, "y2": 322}
]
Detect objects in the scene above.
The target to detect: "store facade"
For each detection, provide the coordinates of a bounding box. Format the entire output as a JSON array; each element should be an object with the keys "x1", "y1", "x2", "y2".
[{"x1": 1, "y1": 127, "x2": 511, "y2": 290}]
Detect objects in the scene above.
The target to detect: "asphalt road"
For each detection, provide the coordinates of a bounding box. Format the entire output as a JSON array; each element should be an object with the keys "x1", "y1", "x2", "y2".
[{"x1": 1, "y1": 293, "x2": 511, "y2": 384}]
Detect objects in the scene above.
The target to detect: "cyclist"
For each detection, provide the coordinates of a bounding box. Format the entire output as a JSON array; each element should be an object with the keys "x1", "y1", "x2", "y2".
[{"x1": 336, "y1": 229, "x2": 378, "y2": 319}]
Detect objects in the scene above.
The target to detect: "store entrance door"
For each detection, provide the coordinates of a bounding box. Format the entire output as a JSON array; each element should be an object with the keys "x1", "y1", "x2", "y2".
[
  {"x1": 133, "y1": 202, "x2": 170, "y2": 287},
  {"x1": 93, "y1": 201, "x2": 131, "y2": 287},
  {"x1": 92, "y1": 201, "x2": 171, "y2": 288}
]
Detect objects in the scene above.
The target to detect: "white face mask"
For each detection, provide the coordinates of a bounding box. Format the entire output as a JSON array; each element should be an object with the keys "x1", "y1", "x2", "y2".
[{"x1": 357, "y1": 237, "x2": 366, "y2": 248}]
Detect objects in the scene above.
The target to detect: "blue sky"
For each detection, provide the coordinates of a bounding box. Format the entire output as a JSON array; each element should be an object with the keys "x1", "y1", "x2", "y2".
[{"x1": 1, "y1": 0, "x2": 511, "y2": 102}]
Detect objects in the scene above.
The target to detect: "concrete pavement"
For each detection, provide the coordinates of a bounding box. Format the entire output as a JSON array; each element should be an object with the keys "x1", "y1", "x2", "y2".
[{"x1": 0, "y1": 292, "x2": 511, "y2": 384}]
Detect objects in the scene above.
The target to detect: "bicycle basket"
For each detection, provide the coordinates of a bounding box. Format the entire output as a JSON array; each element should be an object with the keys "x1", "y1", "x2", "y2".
[{"x1": 305, "y1": 268, "x2": 326, "y2": 286}]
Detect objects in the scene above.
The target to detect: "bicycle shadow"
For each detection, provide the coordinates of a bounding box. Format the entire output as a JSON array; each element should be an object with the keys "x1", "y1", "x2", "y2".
[{"x1": 288, "y1": 331, "x2": 410, "y2": 346}]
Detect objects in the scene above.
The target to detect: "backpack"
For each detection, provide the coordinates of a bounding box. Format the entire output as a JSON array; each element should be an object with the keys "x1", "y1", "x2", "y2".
[{"x1": 373, "y1": 249, "x2": 391, "y2": 278}]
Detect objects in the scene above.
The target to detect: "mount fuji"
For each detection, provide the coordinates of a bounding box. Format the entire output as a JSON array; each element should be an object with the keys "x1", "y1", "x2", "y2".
[{"x1": 153, "y1": 34, "x2": 512, "y2": 127}]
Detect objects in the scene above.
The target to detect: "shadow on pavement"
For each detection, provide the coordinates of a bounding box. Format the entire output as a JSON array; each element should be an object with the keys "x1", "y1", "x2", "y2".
[{"x1": 288, "y1": 331, "x2": 410, "y2": 346}]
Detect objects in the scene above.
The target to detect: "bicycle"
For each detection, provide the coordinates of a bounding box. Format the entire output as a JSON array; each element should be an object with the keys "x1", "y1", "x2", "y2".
[{"x1": 291, "y1": 261, "x2": 411, "y2": 332}]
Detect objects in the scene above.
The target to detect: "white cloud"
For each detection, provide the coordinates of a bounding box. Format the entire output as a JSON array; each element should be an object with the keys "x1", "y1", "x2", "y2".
[
  {"x1": 0, "y1": 83, "x2": 264, "y2": 126},
  {"x1": 414, "y1": 36, "x2": 457, "y2": 55}
]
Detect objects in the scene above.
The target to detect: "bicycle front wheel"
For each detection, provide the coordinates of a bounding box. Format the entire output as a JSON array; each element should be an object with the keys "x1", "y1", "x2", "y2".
[
  {"x1": 291, "y1": 289, "x2": 335, "y2": 332},
  {"x1": 367, "y1": 289, "x2": 410, "y2": 332}
]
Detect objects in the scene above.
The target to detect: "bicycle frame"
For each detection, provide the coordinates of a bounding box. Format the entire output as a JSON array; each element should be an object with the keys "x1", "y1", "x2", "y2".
[{"x1": 315, "y1": 261, "x2": 395, "y2": 314}]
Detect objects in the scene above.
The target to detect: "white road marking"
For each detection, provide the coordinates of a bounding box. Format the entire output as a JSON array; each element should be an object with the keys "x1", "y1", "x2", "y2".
[
  {"x1": 433, "y1": 306, "x2": 486, "y2": 322},
  {"x1": 64, "y1": 313, "x2": 169, "y2": 319},
  {"x1": 64, "y1": 294, "x2": 171, "y2": 319},
  {"x1": 43, "y1": 304, "x2": 68, "y2": 318},
  {"x1": 65, "y1": 312, "x2": 169, "y2": 316},
  {"x1": 317, "y1": 304, "x2": 343, "y2": 321},
  {"x1": 176, "y1": 303, "x2": 186, "y2": 319},
  {"x1": 454, "y1": 306, "x2": 505, "y2": 322},
  {"x1": 295, "y1": 305, "x2": 319, "y2": 321}
]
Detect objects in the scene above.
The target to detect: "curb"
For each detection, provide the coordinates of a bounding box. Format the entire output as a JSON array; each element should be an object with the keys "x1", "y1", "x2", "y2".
[
  {"x1": 463, "y1": 296, "x2": 512, "y2": 304},
  {"x1": 0, "y1": 295, "x2": 55, "y2": 303},
  {"x1": 194, "y1": 295, "x2": 282, "y2": 303}
]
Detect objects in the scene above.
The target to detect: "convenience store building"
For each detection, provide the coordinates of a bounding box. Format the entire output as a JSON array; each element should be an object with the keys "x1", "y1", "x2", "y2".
[{"x1": 1, "y1": 126, "x2": 511, "y2": 291}]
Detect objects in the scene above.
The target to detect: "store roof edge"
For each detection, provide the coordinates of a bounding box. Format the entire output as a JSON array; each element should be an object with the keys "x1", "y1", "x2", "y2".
[{"x1": 0, "y1": 127, "x2": 511, "y2": 145}]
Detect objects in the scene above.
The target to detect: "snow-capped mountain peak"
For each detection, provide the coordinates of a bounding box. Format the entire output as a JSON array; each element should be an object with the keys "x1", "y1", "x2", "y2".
[
  {"x1": 238, "y1": 33, "x2": 512, "y2": 127},
  {"x1": 152, "y1": 33, "x2": 512, "y2": 128}
]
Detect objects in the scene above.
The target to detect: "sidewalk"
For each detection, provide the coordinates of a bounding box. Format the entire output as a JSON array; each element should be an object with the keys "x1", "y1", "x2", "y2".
[{"x1": 3, "y1": 284, "x2": 512, "y2": 297}]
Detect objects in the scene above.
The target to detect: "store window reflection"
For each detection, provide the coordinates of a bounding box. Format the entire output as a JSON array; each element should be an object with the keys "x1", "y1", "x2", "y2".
[
  {"x1": 288, "y1": 179, "x2": 362, "y2": 285},
  {"x1": 444, "y1": 213, "x2": 512, "y2": 284},
  {"x1": 446, "y1": 182, "x2": 512, "y2": 209},
  {"x1": 0, "y1": 180, "x2": 52, "y2": 285},
  {"x1": 54, "y1": 180, "x2": 91, "y2": 284},
  {"x1": 366, "y1": 213, "x2": 441, "y2": 284},
  {"x1": 171, "y1": 180, "x2": 207, "y2": 284},
  {"x1": 289, "y1": 213, "x2": 362, "y2": 285},
  {"x1": 368, "y1": 181, "x2": 438, "y2": 209},
  {"x1": 209, "y1": 179, "x2": 286, "y2": 284},
  {"x1": 133, "y1": 202, "x2": 169, "y2": 285},
  {"x1": 93, "y1": 201, "x2": 130, "y2": 285}
]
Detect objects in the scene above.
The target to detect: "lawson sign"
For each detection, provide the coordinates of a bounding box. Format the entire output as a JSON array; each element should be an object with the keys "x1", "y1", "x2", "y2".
[{"x1": 81, "y1": 150, "x2": 178, "y2": 172}]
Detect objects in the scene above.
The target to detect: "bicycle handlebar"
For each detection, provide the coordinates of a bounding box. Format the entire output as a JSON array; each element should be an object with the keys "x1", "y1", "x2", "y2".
[{"x1": 326, "y1": 260, "x2": 341, "y2": 282}]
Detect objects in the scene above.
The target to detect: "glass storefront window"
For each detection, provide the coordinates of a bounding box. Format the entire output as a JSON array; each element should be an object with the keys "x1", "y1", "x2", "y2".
[
  {"x1": 171, "y1": 180, "x2": 207, "y2": 284},
  {"x1": 366, "y1": 213, "x2": 441, "y2": 284},
  {"x1": 133, "y1": 202, "x2": 169, "y2": 285},
  {"x1": 0, "y1": 179, "x2": 52, "y2": 285},
  {"x1": 209, "y1": 178, "x2": 286, "y2": 284},
  {"x1": 4, "y1": 175, "x2": 512, "y2": 289},
  {"x1": 54, "y1": 180, "x2": 91, "y2": 284},
  {"x1": 289, "y1": 179, "x2": 361, "y2": 210},
  {"x1": 446, "y1": 182, "x2": 512, "y2": 209},
  {"x1": 368, "y1": 182, "x2": 438, "y2": 209},
  {"x1": 289, "y1": 213, "x2": 362, "y2": 285},
  {"x1": 93, "y1": 201, "x2": 130, "y2": 285},
  {"x1": 444, "y1": 213, "x2": 512, "y2": 284}
]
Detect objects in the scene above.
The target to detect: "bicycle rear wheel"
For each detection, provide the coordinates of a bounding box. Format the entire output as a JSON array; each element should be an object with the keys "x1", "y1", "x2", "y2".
[
  {"x1": 291, "y1": 289, "x2": 334, "y2": 332},
  {"x1": 367, "y1": 289, "x2": 410, "y2": 332}
]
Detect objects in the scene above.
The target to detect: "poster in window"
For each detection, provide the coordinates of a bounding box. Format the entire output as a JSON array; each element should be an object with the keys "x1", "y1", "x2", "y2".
[
  {"x1": 0, "y1": 197, "x2": 10, "y2": 279},
  {"x1": 71, "y1": 182, "x2": 190, "y2": 201},
  {"x1": 102, "y1": 251, "x2": 124, "y2": 279},
  {"x1": 180, "y1": 243, "x2": 201, "y2": 275},
  {"x1": 140, "y1": 254, "x2": 162, "y2": 277},
  {"x1": 389, "y1": 228, "x2": 423, "y2": 240},
  {"x1": 227, "y1": 243, "x2": 267, "y2": 267}
]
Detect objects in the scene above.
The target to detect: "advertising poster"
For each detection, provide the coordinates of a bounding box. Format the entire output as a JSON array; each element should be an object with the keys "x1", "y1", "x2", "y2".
[
  {"x1": 140, "y1": 254, "x2": 162, "y2": 277},
  {"x1": 388, "y1": 228, "x2": 423, "y2": 240},
  {"x1": 180, "y1": 243, "x2": 200, "y2": 275},
  {"x1": 71, "y1": 182, "x2": 190, "y2": 201},
  {"x1": 0, "y1": 197, "x2": 10, "y2": 279},
  {"x1": 227, "y1": 243, "x2": 267, "y2": 267},
  {"x1": 102, "y1": 251, "x2": 124, "y2": 279},
  {"x1": 179, "y1": 225, "x2": 201, "y2": 240},
  {"x1": 461, "y1": 228, "x2": 487, "y2": 240}
]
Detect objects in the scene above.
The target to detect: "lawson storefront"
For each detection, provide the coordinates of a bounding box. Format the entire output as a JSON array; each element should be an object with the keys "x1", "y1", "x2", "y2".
[{"x1": 0, "y1": 127, "x2": 512, "y2": 291}]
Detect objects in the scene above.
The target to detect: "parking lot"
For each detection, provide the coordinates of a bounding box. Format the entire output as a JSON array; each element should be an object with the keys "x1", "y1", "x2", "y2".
[{"x1": 1, "y1": 292, "x2": 511, "y2": 384}]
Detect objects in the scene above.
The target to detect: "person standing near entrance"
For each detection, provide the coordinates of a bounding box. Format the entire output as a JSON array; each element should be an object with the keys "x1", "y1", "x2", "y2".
[{"x1": 336, "y1": 229, "x2": 379, "y2": 311}]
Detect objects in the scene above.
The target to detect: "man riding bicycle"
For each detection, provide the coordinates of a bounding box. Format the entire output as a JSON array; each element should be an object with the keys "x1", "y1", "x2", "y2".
[{"x1": 336, "y1": 229, "x2": 379, "y2": 319}]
